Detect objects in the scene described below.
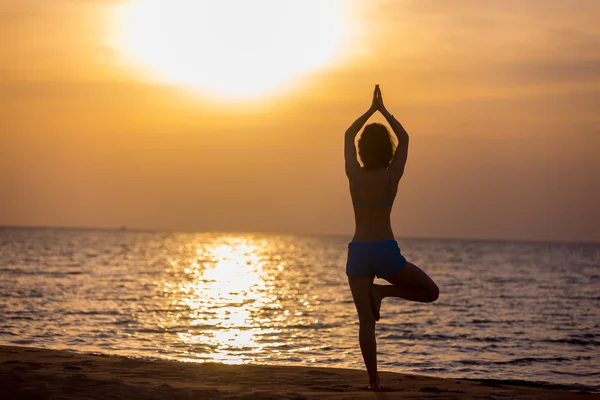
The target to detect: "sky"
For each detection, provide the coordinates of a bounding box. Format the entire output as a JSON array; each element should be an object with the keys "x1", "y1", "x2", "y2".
[{"x1": 1, "y1": 0, "x2": 599, "y2": 242}]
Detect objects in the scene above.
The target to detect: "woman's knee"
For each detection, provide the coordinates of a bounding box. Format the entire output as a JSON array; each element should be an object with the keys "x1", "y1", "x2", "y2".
[
  {"x1": 425, "y1": 283, "x2": 439, "y2": 303},
  {"x1": 358, "y1": 319, "x2": 375, "y2": 335},
  {"x1": 359, "y1": 323, "x2": 376, "y2": 344}
]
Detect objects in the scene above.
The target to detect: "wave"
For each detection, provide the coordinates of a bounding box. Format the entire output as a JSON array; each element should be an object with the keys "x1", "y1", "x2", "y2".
[
  {"x1": 542, "y1": 338, "x2": 599, "y2": 346},
  {"x1": 458, "y1": 356, "x2": 592, "y2": 367}
]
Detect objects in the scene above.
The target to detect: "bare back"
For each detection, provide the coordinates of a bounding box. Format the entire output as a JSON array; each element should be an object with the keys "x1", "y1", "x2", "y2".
[{"x1": 349, "y1": 168, "x2": 400, "y2": 242}]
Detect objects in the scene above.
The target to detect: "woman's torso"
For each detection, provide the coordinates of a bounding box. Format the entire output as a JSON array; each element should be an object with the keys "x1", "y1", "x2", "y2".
[{"x1": 349, "y1": 168, "x2": 399, "y2": 242}]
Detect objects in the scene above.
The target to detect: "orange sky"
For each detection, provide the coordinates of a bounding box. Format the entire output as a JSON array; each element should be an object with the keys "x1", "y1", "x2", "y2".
[{"x1": 1, "y1": 0, "x2": 599, "y2": 242}]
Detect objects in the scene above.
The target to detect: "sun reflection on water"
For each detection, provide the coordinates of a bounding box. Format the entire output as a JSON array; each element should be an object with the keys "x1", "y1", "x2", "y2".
[{"x1": 175, "y1": 236, "x2": 279, "y2": 363}]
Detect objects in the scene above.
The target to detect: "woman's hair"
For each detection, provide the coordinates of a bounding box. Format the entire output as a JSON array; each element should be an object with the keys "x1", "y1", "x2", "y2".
[{"x1": 358, "y1": 123, "x2": 396, "y2": 169}]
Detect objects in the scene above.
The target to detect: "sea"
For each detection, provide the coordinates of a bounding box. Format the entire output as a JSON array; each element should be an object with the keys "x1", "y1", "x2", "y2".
[{"x1": 1, "y1": 227, "x2": 598, "y2": 392}]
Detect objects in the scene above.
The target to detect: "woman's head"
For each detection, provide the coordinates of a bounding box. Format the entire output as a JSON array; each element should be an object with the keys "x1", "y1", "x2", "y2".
[{"x1": 358, "y1": 123, "x2": 396, "y2": 169}]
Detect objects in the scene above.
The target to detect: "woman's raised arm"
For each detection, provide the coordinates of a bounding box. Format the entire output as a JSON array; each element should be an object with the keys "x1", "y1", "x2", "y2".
[
  {"x1": 344, "y1": 85, "x2": 379, "y2": 177},
  {"x1": 377, "y1": 88, "x2": 409, "y2": 178}
]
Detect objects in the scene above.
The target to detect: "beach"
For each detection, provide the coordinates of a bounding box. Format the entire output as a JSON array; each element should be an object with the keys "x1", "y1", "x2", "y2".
[{"x1": 2, "y1": 345, "x2": 598, "y2": 400}]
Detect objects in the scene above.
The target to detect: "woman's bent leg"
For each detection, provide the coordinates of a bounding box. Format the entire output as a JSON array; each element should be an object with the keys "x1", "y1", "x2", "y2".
[{"x1": 377, "y1": 262, "x2": 439, "y2": 303}]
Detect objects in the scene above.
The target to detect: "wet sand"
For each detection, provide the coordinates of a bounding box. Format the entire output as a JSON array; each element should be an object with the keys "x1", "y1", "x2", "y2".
[{"x1": 1, "y1": 345, "x2": 597, "y2": 399}]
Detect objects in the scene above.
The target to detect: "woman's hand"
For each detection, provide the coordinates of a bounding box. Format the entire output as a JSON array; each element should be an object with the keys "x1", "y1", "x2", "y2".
[
  {"x1": 375, "y1": 85, "x2": 387, "y2": 114},
  {"x1": 369, "y1": 85, "x2": 380, "y2": 113}
]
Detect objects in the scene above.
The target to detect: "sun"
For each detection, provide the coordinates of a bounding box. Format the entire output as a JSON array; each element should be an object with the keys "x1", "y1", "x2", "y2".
[{"x1": 111, "y1": 0, "x2": 350, "y2": 99}]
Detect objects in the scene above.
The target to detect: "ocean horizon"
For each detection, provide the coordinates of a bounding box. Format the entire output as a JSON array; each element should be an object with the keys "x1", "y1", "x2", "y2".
[{"x1": 3, "y1": 225, "x2": 599, "y2": 246}]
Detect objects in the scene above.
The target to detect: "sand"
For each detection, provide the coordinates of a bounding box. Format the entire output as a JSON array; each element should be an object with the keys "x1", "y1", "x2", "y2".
[{"x1": 1, "y1": 345, "x2": 597, "y2": 400}]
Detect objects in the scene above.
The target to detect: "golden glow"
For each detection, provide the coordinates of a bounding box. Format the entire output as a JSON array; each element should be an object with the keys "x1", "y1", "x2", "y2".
[
  {"x1": 112, "y1": 0, "x2": 350, "y2": 99},
  {"x1": 177, "y1": 237, "x2": 279, "y2": 363}
]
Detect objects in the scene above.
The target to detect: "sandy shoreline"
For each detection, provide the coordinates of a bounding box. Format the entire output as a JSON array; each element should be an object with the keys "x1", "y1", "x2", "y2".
[{"x1": 1, "y1": 345, "x2": 597, "y2": 399}]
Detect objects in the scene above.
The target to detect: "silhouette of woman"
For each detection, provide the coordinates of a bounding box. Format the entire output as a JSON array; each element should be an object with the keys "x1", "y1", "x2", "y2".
[{"x1": 344, "y1": 85, "x2": 439, "y2": 391}]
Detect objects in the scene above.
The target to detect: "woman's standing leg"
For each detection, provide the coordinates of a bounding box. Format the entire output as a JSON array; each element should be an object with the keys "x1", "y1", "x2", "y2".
[{"x1": 348, "y1": 276, "x2": 380, "y2": 389}]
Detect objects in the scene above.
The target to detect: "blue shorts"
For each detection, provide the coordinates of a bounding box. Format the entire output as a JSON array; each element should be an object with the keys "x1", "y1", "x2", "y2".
[{"x1": 346, "y1": 240, "x2": 407, "y2": 278}]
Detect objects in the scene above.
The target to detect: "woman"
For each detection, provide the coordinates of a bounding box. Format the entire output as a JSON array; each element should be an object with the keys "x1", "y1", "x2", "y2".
[{"x1": 344, "y1": 85, "x2": 439, "y2": 391}]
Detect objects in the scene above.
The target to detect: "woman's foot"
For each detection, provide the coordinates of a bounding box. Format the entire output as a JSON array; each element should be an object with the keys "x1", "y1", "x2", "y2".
[
  {"x1": 365, "y1": 384, "x2": 392, "y2": 392},
  {"x1": 367, "y1": 377, "x2": 382, "y2": 391},
  {"x1": 370, "y1": 285, "x2": 382, "y2": 321}
]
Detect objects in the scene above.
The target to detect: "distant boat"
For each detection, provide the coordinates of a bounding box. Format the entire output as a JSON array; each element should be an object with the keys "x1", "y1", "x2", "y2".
[{"x1": 120, "y1": 226, "x2": 127, "y2": 231}]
